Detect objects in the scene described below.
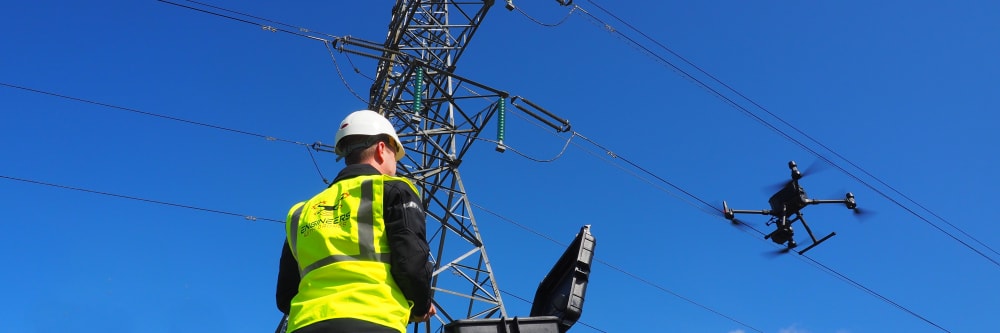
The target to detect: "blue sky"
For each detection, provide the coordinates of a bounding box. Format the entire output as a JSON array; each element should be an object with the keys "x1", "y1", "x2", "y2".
[{"x1": 3, "y1": 1, "x2": 999, "y2": 332}]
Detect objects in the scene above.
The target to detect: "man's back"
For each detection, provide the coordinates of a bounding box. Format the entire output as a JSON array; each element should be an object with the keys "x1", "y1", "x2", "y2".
[{"x1": 276, "y1": 110, "x2": 434, "y2": 333}]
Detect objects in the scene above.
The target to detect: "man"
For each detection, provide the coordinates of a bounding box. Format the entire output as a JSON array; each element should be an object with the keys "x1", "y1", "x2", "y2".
[{"x1": 276, "y1": 110, "x2": 435, "y2": 333}]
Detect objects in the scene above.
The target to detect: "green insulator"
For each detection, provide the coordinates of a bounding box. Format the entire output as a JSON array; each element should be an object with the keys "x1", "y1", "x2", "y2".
[
  {"x1": 497, "y1": 98, "x2": 506, "y2": 143},
  {"x1": 414, "y1": 67, "x2": 424, "y2": 113}
]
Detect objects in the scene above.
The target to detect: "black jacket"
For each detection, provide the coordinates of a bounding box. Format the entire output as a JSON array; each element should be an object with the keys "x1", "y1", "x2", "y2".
[{"x1": 276, "y1": 164, "x2": 434, "y2": 317}]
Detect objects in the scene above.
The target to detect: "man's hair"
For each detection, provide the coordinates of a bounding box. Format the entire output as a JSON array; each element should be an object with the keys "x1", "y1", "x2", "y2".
[{"x1": 339, "y1": 134, "x2": 393, "y2": 165}]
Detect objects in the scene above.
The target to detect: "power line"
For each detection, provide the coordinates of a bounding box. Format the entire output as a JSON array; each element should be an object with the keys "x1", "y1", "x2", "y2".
[
  {"x1": 0, "y1": 82, "x2": 332, "y2": 185},
  {"x1": 159, "y1": 0, "x2": 370, "y2": 106},
  {"x1": 513, "y1": 4, "x2": 577, "y2": 27},
  {"x1": 0, "y1": 82, "x2": 308, "y2": 146},
  {"x1": 491, "y1": 118, "x2": 897, "y2": 303},
  {"x1": 581, "y1": 0, "x2": 1000, "y2": 260},
  {"x1": 478, "y1": 107, "x2": 950, "y2": 331},
  {"x1": 474, "y1": 203, "x2": 764, "y2": 333},
  {"x1": 453, "y1": 88, "x2": 739, "y2": 222},
  {"x1": 177, "y1": 0, "x2": 338, "y2": 38},
  {"x1": 160, "y1": 0, "x2": 376, "y2": 89},
  {"x1": 157, "y1": 0, "x2": 330, "y2": 43},
  {"x1": 471, "y1": 131, "x2": 576, "y2": 163},
  {"x1": 799, "y1": 255, "x2": 951, "y2": 332},
  {"x1": 0, "y1": 175, "x2": 283, "y2": 224},
  {"x1": 324, "y1": 40, "x2": 369, "y2": 104},
  {"x1": 571, "y1": 2, "x2": 993, "y2": 263},
  {"x1": 466, "y1": 101, "x2": 935, "y2": 329},
  {"x1": 484, "y1": 135, "x2": 951, "y2": 331},
  {"x1": 466, "y1": 106, "x2": 730, "y2": 221},
  {"x1": 564, "y1": 0, "x2": 1000, "y2": 269},
  {"x1": 497, "y1": 290, "x2": 609, "y2": 333}
]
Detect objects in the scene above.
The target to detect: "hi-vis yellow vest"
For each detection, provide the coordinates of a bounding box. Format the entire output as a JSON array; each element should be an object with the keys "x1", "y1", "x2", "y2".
[{"x1": 285, "y1": 175, "x2": 420, "y2": 333}]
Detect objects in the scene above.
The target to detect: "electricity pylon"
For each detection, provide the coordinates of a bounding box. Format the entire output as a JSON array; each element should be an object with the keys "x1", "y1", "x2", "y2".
[
  {"x1": 321, "y1": 1, "x2": 569, "y2": 329},
  {"x1": 352, "y1": 0, "x2": 510, "y2": 325}
]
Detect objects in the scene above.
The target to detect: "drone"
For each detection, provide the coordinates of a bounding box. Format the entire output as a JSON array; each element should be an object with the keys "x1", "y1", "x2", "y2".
[{"x1": 722, "y1": 160, "x2": 859, "y2": 255}]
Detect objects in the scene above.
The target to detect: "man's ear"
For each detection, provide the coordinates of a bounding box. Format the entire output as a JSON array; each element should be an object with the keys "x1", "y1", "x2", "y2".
[{"x1": 374, "y1": 141, "x2": 390, "y2": 164}]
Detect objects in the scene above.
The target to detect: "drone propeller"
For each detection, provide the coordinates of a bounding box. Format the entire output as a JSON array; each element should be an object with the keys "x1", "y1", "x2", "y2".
[
  {"x1": 829, "y1": 190, "x2": 875, "y2": 222},
  {"x1": 729, "y1": 217, "x2": 753, "y2": 231},
  {"x1": 851, "y1": 206, "x2": 876, "y2": 221},
  {"x1": 762, "y1": 246, "x2": 793, "y2": 258},
  {"x1": 764, "y1": 160, "x2": 831, "y2": 193},
  {"x1": 800, "y1": 159, "x2": 831, "y2": 178},
  {"x1": 764, "y1": 179, "x2": 793, "y2": 194}
]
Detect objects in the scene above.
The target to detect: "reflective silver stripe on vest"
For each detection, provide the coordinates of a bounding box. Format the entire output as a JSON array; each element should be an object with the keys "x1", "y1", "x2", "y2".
[
  {"x1": 297, "y1": 178, "x2": 389, "y2": 277},
  {"x1": 301, "y1": 253, "x2": 391, "y2": 277},
  {"x1": 288, "y1": 203, "x2": 305, "y2": 260},
  {"x1": 357, "y1": 179, "x2": 376, "y2": 260}
]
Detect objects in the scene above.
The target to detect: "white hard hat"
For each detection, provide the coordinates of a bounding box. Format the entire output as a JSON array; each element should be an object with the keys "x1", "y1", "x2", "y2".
[{"x1": 334, "y1": 110, "x2": 405, "y2": 161}]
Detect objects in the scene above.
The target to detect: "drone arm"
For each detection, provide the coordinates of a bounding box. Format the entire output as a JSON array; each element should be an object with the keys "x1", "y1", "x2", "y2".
[
  {"x1": 807, "y1": 199, "x2": 847, "y2": 205},
  {"x1": 730, "y1": 209, "x2": 771, "y2": 215},
  {"x1": 806, "y1": 193, "x2": 857, "y2": 209},
  {"x1": 722, "y1": 201, "x2": 770, "y2": 220}
]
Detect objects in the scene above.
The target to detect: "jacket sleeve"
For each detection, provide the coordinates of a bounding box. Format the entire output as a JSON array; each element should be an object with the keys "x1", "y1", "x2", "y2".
[
  {"x1": 384, "y1": 180, "x2": 434, "y2": 316},
  {"x1": 275, "y1": 239, "x2": 300, "y2": 315}
]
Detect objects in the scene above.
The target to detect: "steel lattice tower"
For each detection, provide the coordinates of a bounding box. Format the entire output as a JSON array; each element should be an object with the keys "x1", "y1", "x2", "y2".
[{"x1": 366, "y1": 0, "x2": 509, "y2": 325}]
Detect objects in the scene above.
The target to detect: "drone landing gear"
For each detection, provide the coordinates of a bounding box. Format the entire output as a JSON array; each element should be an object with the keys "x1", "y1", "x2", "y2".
[
  {"x1": 761, "y1": 213, "x2": 836, "y2": 254},
  {"x1": 797, "y1": 232, "x2": 835, "y2": 255},
  {"x1": 793, "y1": 213, "x2": 835, "y2": 255}
]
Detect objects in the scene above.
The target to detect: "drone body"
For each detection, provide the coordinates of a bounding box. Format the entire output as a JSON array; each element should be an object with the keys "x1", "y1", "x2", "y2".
[{"x1": 723, "y1": 161, "x2": 858, "y2": 254}]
